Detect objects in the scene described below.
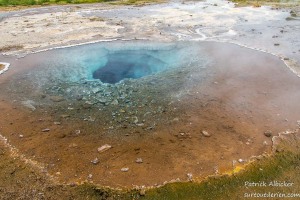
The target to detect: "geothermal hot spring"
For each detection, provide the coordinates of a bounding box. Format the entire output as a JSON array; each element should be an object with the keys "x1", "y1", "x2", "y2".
[{"x1": 0, "y1": 41, "x2": 299, "y2": 187}]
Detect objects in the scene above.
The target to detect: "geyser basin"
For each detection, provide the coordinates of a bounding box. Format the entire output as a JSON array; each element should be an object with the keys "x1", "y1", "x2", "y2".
[
  {"x1": 1, "y1": 41, "x2": 300, "y2": 188},
  {"x1": 92, "y1": 50, "x2": 167, "y2": 84}
]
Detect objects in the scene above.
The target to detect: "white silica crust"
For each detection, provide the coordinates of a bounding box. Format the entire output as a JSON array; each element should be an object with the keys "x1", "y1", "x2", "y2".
[{"x1": 0, "y1": 62, "x2": 10, "y2": 75}]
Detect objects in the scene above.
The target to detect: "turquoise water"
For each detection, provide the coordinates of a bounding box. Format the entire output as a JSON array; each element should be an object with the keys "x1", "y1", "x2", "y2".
[{"x1": 35, "y1": 41, "x2": 200, "y2": 84}]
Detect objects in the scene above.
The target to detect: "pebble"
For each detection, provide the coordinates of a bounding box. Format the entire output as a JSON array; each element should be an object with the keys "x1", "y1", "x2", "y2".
[
  {"x1": 238, "y1": 159, "x2": 243, "y2": 163},
  {"x1": 54, "y1": 122, "x2": 61, "y2": 125},
  {"x1": 111, "y1": 99, "x2": 119, "y2": 105},
  {"x1": 98, "y1": 99, "x2": 107, "y2": 104},
  {"x1": 119, "y1": 109, "x2": 126, "y2": 113},
  {"x1": 91, "y1": 158, "x2": 99, "y2": 165},
  {"x1": 88, "y1": 174, "x2": 93, "y2": 179},
  {"x1": 136, "y1": 158, "x2": 143, "y2": 163},
  {"x1": 19, "y1": 134, "x2": 24, "y2": 138},
  {"x1": 264, "y1": 130, "x2": 272, "y2": 137},
  {"x1": 97, "y1": 144, "x2": 112, "y2": 153},
  {"x1": 187, "y1": 173, "x2": 193, "y2": 181},
  {"x1": 121, "y1": 167, "x2": 129, "y2": 172},
  {"x1": 92, "y1": 88, "x2": 101, "y2": 94},
  {"x1": 21, "y1": 100, "x2": 36, "y2": 111},
  {"x1": 50, "y1": 96, "x2": 65, "y2": 102},
  {"x1": 68, "y1": 143, "x2": 78, "y2": 148},
  {"x1": 76, "y1": 95, "x2": 83, "y2": 101},
  {"x1": 133, "y1": 116, "x2": 139, "y2": 124},
  {"x1": 139, "y1": 188, "x2": 146, "y2": 196},
  {"x1": 202, "y1": 130, "x2": 211, "y2": 137},
  {"x1": 42, "y1": 128, "x2": 50, "y2": 132}
]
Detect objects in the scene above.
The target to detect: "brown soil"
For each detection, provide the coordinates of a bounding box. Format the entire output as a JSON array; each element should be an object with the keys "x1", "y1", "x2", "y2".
[{"x1": 0, "y1": 42, "x2": 299, "y2": 189}]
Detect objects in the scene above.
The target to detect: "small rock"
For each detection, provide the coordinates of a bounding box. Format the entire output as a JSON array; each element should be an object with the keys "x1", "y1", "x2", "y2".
[
  {"x1": 69, "y1": 143, "x2": 78, "y2": 148},
  {"x1": 88, "y1": 174, "x2": 93, "y2": 179},
  {"x1": 274, "y1": 43, "x2": 280, "y2": 46},
  {"x1": 69, "y1": 182, "x2": 77, "y2": 187},
  {"x1": 60, "y1": 114, "x2": 70, "y2": 118},
  {"x1": 111, "y1": 99, "x2": 119, "y2": 105},
  {"x1": 136, "y1": 158, "x2": 143, "y2": 163},
  {"x1": 19, "y1": 134, "x2": 24, "y2": 138},
  {"x1": 92, "y1": 88, "x2": 101, "y2": 94},
  {"x1": 97, "y1": 144, "x2": 112, "y2": 153},
  {"x1": 54, "y1": 122, "x2": 61, "y2": 125},
  {"x1": 119, "y1": 109, "x2": 126, "y2": 113},
  {"x1": 42, "y1": 128, "x2": 50, "y2": 132},
  {"x1": 50, "y1": 96, "x2": 65, "y2": 102},
  {"x1": 139, "y1": 188, "x2": 146, "y2": 196},
  {"x1": 82, "y1": 103, "x2": 92, "y2": 109},
  {"x1": 202, "y1": 130, "x2": 211, "y2": 137},
  {"x1": 133, "y1": 116, "x2": 139, "y2": 124},
  {"x1": 264, "y1": 130, "x2": 272, "y2": 137},
  {"x1": 187, "y1": 173, "x2": 193, "y2": 181},
  {"x1": 238, "y1": 159, "x2": 243, "y2": 163},
  {"x1": 76, "y1": 95, "x2": 83, "y2": 101},
  {"x1": 121, "y1": 167, "x2": 129, "y2": 172},
  {"x1": 263, "y1": 141, "x2": 268, "y2": 145},
  {"x1": 21, "y1": 100, "x2": 36, "y2": 111},
  {"x1": 74, "y1": 130, "x2": 81, "y2": 135},
  {"x1": 98, "y1": 99, "x2": 107, "y2": 104},
  {"x1": 91, "y1": 158, "x2": 99, "y2": 165}
]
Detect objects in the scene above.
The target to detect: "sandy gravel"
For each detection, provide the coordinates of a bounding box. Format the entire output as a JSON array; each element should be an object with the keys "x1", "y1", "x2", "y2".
[{"x1": 0, "y1": 1, "x2": 299, "y2": 74}]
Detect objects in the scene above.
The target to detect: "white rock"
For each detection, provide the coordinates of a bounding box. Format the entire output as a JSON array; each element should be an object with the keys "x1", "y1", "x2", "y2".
[
  {"x1": 21, "y1": 100, "x2": 36, "y2": 111},
  {"x1": 187, "y1": 173, "x2": 193, "y2": 181},
  {"x1": 97, "y1": 144, "x2": 112, "y2": 153},
  {"x1": 91, "y1": 158, "x2": 99, "y2": 165},
  {"x1": 202, "y1": 130, "x2": 211, "y2": 137},
  {"x1": 121, "y1": 167, "x2": 129, "y2": 172}
]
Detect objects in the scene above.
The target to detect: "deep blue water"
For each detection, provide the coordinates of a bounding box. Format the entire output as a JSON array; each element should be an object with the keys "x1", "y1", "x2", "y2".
[{"x1": 92, "y1": 50, "x2": 166, "y2": 84}]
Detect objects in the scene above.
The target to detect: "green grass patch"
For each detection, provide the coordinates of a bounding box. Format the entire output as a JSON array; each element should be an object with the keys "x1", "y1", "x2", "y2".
[
  {"x1": 0, "y1": 0, "x2": 111, "y2": 6},
  {"x1": 0, "y1": 0, "x2": 163, "y2": 6}
]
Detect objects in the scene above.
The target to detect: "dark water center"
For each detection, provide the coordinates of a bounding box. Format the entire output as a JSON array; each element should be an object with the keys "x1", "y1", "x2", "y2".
[{"x1": 92, "y1": 51, "x2": 166, "y2": 84}]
